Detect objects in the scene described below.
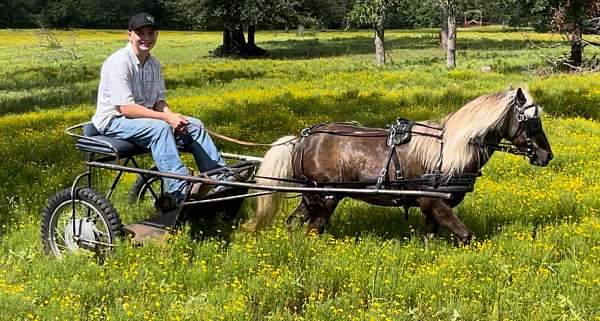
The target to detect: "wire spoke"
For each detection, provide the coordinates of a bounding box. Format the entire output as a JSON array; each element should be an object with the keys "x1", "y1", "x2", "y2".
[{"x1": 54, "y1": 228, "x2": 67, "y2": 243}]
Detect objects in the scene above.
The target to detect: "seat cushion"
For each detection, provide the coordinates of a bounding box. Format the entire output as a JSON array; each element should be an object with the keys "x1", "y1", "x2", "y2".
[
  {"x1": 75, "y1": 135, "x2": 148, "y2": 156},
  {"x1": 75, "y1": 123, "x2": 148, "y2": 156}
]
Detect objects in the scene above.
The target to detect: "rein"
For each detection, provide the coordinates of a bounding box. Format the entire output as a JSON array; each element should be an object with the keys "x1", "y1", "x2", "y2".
[
  {"x1": 206, "y1": 128, "x2": 299, "y2": 147},
  {"x1": 301, "y1": 121, "x2": 443, "y2": 140}
]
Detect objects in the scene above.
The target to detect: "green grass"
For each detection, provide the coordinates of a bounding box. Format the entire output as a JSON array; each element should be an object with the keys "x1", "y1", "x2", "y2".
[{"x1": 1, "y1": 26, "x2": 600, "y2": 320}]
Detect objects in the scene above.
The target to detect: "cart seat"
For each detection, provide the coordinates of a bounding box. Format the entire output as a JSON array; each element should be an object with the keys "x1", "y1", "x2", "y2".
[{"x1": 75, "y1": 123, "x2": 148, "y2": 157}]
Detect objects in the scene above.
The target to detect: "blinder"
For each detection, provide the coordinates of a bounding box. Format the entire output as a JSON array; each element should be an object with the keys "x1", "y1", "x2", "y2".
[
  {"x1": 512, "y1": 102, "x2": 540, "y2": 158},
  {"x1": 525, "y1": 117, "x2": 542, "y2": 136}
]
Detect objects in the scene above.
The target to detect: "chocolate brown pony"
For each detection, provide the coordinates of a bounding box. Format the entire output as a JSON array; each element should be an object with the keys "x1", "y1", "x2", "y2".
[{"x1": 245, "y1": 88, "x2": 553, "y2": 244}]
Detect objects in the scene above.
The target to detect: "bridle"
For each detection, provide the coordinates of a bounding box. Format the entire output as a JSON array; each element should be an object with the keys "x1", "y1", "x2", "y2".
[{"x1": 478, "y1": 98, "x2": 541, "y2": 158}]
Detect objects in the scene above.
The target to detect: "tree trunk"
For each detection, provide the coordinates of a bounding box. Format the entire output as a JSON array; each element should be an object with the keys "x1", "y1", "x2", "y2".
[
  {"x1": 374, "y1": 1, "x2": 386, "y2": 65},
  {"x1": 297, "y1": 24, "x2": 305, "y2": 36},
  {"x1": 230, "y1": 25, "x2": 247, "y2": 52},
  {"x1": 222, "y1": 25, "x2": 231, "y2": 51},
  {"x1": 441, "y1": 7, "x2": 448, "y2": 50},
  {"x1": 247, "y1": 24, "x2": 256, "y2": 48},
  {"x1": 570, "y1": 37, "x2": 582, "y2": 68},
  {"x1": 446, "y1": 1, "x2": 456, "y2": 69},
  {"x1": 570, "y1": 20, "x2": 583, "y2": 68}
]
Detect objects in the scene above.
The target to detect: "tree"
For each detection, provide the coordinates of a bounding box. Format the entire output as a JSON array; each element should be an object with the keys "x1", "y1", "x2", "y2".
[
  {"x1": 439, "y1": 0, "x2": 457, "y2": 69},
  {"x1": 161, "y1": 0, "x2": 299, "y2": 57},
  {"x1": 347, "y1": 0, "x2": 402, "y2": 65},
  {"x1": 528, "y1": 0, "x2": 600, "y2": 69},
  {"x1": 0, "y1": 0, "x2": 45, "y2": 28},
  {"x1": 550, "y1": 0, "x2": 600, "y2": 68}
]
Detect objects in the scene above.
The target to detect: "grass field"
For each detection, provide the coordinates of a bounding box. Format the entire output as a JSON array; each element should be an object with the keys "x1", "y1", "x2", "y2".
[{"x1": 1, "y1": 26, "x2": 599, "y2": 320}]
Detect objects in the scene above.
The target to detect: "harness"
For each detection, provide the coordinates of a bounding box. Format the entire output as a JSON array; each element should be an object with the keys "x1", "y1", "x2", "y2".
[
  {"x1": 375, "y1": 119, "x2": 444, "y2": 189},
  {"x1": 297, "y1": 119, "x2": 445, "y2": 189}
]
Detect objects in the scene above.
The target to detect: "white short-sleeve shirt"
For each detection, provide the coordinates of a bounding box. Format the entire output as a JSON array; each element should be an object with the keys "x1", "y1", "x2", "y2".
[{"x1": 92, "y1": 43, "x2": 166, "y2": 132}]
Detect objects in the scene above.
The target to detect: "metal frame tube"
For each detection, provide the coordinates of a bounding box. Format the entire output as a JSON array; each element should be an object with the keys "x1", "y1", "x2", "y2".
[
  {"x1": 184, "y1": 191, "x2": 273, "y2": 205},
  {"x1": 222, "y1": 152, "x2": 264, "y2": 162},
  {"x1": 86, "y1": 161, "x2": 453, "y2": 200}
]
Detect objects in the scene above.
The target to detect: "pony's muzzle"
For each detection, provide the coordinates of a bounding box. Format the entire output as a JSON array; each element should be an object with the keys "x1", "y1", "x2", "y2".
[{"x1": 530, "y1": 150, "x2": 553, "y2": 167}]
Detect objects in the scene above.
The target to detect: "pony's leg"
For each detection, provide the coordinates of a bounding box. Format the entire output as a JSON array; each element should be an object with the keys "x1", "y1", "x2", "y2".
[
  {"x1": 304, "y1": 194, "x2": 340, "y2": 235},
  {"x1": 419, "y1": 198, "x2": 472, "y2": 245},
  {"x1": 286, "y1": 196, "x2": 310, "y2": 229},
  {"x1": 421, "y1": 209, "x2": 440, "y2": 239}
]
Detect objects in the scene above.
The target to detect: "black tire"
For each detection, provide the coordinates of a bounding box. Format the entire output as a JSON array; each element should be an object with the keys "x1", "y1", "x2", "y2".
[
  {"x1": 128, "y1": 166, "x2": 164, "y2": 206},
  {"x1": 41, "y1": 188, "x2": 124, "y2": 258}
]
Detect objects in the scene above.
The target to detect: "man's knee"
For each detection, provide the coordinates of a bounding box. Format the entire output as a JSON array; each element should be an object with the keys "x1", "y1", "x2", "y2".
[
  {"x1": 187, "y1": 117, "x2": 204, "y2": 130},
  {"x1": 145, "y1": 120, "x2": 175, "y2": 144}
]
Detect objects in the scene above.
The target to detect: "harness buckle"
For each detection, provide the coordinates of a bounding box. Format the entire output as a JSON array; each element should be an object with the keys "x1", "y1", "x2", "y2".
[
  {"x1": 300, "y1": 127, "x2": 311, "y2": 137},
  {"x1": 395, "y1": 169, "x2": 403, "y2": 180},
  {"x1": 387, "y1": 126, "x2": 396, "y2": 147},
  {"x1": 376, "y1": 168, "x2": 387, "y2": 189}
]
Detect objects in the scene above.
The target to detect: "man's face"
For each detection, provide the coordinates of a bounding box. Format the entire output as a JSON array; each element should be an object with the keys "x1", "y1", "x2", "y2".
[{"x1": 128, "y1": 26, "x2": 157, "y2": 54}]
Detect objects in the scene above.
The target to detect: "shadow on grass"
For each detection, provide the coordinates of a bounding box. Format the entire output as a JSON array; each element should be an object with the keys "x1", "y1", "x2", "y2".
[
  {"x1": 202, "y1": 89, "x2": 475, "y2": 142},
  {"x1": 263, "y1": 35, "x2": 557, "y2": 60},
  {"x1": 0, "y1": 67, "x2": 267, "y2": 116},
  {"x1": 311, "y1": 192, "x2": 583, "y2": 244},
  {"x1": 0, "y1": 65, "x2": 98, "y2": 91},
  {"x1": 165, "y1": 69, "x2": 266, "y2": 89},
  {"x1": 0, "y1": 84, "x2": 97, "y2": 116},
  {"x1": 203, "y1": 88, "x2": 599, "y2": 149}
]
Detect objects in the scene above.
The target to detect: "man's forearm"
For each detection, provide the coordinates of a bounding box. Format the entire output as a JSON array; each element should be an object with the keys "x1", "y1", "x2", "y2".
[
  {"x1": 119, "y1": 104, "x2": 167, "y2": 120},
  {"x1": 119, "y1": 101, "x2": 188, "y2": 130}
]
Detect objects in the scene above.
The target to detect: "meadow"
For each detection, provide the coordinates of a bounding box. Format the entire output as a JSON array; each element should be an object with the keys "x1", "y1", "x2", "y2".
[{"x1": 0, "y1": 26, "x2": 599, "y2": 320}]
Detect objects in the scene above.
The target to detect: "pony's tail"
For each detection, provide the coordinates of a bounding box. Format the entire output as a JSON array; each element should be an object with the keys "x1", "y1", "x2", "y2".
[{"x1": 243, "y1": 136, "x2": 297, "y2": 232}]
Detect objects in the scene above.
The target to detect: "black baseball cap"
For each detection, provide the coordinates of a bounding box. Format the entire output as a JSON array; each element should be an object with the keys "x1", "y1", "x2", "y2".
[{"x1": 128, "y1": 13, "x2": 158, "y2": 31}]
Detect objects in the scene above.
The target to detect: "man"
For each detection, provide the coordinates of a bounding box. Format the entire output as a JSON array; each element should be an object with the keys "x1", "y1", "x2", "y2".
[{"x1": 92, "y1": 13, "x2": 228, "y2": 205}]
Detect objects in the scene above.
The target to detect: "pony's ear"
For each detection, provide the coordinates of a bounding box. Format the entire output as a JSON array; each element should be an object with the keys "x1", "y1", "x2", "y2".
[{"x1": 515, "y1": 88, "x2": 527, "y2": 106}]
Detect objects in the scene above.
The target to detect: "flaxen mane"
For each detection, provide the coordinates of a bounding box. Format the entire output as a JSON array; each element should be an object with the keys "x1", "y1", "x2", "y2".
[{"x1": 407, "y1": 89, "x2": 533, "y2": 177}]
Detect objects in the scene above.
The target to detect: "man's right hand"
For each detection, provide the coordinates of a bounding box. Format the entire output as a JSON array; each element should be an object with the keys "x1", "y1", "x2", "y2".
[
  {"x1": 165, "y1": 112, "x2": 189, "y2": 135},
  {"x1": 119, "y1": 103, "x2": 189, "y2": 134}
]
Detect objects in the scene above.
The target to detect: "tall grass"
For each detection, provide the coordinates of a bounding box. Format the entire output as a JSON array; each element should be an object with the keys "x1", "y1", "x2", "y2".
[{"x1": 0, "y1": 27, "x2": 599, "y2": 320}]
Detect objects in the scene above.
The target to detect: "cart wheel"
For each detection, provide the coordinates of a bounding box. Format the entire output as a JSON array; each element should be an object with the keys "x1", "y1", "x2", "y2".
[
  {"x1": 129, "y1": 166, "x2": 164, "y2": 206},
  {"x1": 41, "y1": 188, "x2": 123, "y2": 258}
]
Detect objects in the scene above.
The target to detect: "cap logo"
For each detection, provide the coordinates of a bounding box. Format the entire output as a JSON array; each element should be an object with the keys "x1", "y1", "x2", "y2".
[{"x1": 146, "y1": 15, "x2": 154, "y2": 23}]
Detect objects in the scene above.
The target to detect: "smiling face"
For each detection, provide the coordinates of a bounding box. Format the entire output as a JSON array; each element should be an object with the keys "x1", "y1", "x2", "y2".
[{"x1": 127, "y1": 26, "x2": 157, "y2": 59}]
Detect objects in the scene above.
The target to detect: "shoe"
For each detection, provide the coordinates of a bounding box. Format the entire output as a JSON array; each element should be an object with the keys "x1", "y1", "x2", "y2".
[
  {"x1": 213, "y1": 173, "x2": 239, "y2": 193},
  {"x1": 188, "y1": 178, "x2": 213, "y2": 199},
  {"x1": 188, "y1": 168, "x2": 233, "y2": 198},
  {"x1": 155, "y1": 192, "x2": 185, "y2": 212}
]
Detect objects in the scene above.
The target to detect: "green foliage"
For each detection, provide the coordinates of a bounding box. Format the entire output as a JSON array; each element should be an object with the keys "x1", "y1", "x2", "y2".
[
  {"x1": 160, "y1": 0, "x2": 300, "y2": 30},
  {"x1": 0, "y1": 27, "x2": 600, "y2": 320},
  {"x1": 3, "y1": 0, "x2": 588, "y2": 30},
  {"x1": 347, "y1": 0, "x2": 403, "y2": 27}
]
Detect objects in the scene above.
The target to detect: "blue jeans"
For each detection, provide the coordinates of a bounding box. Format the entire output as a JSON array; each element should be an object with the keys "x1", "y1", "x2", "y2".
[{"x1": 104, "y1": 116, "x2": 225, "y2": 199}]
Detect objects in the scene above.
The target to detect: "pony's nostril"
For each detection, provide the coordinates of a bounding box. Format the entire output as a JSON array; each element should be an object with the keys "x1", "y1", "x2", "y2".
[{"x1": 548, "y1": 152, "x2": 554, "y2": 161}]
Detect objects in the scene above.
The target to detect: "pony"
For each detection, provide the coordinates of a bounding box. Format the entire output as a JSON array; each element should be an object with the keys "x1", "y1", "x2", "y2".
[{"x1": 245, "y1": 88, "x2": 553, "y2": 244}]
